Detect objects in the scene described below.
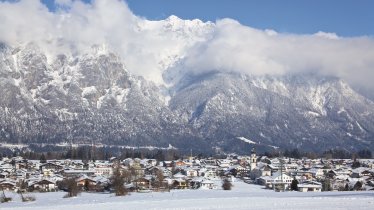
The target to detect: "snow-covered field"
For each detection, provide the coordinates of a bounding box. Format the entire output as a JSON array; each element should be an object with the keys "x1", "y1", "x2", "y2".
[{"x1": 1, "y1": 182, "x2": 373, "y2": 210}]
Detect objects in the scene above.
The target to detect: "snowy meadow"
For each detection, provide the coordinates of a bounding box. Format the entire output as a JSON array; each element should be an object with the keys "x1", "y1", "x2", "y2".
[{"x1": 1, "y1": 182, "x2": 373, "y2": 210}]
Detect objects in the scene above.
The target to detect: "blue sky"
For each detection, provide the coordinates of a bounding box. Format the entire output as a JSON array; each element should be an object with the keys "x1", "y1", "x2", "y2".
[{"x1": 41, "y1": 0, "x2": 374, "y2": 37}]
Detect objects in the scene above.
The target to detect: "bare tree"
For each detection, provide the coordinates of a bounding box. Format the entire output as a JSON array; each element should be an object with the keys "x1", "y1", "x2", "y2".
[
  {"x1": 18, "y1": 180, "x2": 35, "y2": 202},
  {"x1": 122, "y1": 169, "x2": 132, "y2": 184},
  {"x1": 110, "y1": 165, "x2": 127, "y2": 196},
  {"x1": 0, "y1": 186, "x2": 12, "y2": 203},
  {"x1": 62, "y1": 178, "x2": 80, "y2": 198},
  {"x1": 153, "y1": 169, "x2": 165, "y2": 190}
]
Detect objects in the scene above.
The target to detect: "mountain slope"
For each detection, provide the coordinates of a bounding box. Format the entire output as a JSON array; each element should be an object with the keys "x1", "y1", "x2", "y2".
[
  {"x1": 169, "y1": 72, "x2": 374, "y2": 152},
  {"x1": 0, "y1": 43, "x2": 373, "y2": 153},
  {"x1": 0, "y1": 43, "x2": 202, "y2": 150}
]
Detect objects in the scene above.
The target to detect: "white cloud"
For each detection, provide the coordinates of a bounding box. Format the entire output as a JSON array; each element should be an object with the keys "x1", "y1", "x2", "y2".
[
  {"x1": 0, "y1": 0, "x2": 213, "y2": 84},
  {"x1": 177, "y1": 19, "x2": 374, "y2": 90},
  {"x1": 314, "y1": 31, "x2": 339, "y2": 40},
  {"x1": 0, "y1": 0, "x2": 374, "y2": 91}
]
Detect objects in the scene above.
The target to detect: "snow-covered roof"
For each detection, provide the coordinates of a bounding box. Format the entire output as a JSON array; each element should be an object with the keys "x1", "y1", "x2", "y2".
[
  {"x1": 64, "y1": 169, "x2": 95, "y2": 173},
  {"x1": 173, "y1": 172, "x2": 186, "y2": 178},
  {"x1": 258, "y1": 176, "x2": 273, "y2": 181},
  {"x1": 352, "y1": 167, "x2": 370, "y2": 173},
  {"x1": 298, "y1": 184, "x2": 322, "y2": 188},
  {"x1": 201, "y1": 180, "x2": 214, "y2": 184},
  {"x1": 271, "y1": 171, "x2": 291, "y2": 179}
]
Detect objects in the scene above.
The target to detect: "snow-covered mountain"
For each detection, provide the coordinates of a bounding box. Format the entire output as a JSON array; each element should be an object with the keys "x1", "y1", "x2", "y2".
[
  {"x1": 0, "y1": 13, "x2": 373, "y2": 153},
  {"x1": 0, "y1": 42, "x2": 196, "y2": 150},
  {"x1": 169, "y1": 72, "x2": 374, "y2": 152},
  {"x1": 0, "y1": 41, "x2": 373, "y2": 153}
]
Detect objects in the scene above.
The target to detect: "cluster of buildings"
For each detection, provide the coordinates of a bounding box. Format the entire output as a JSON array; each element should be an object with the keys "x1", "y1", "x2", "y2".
[
  {"x1": 0, "y1": 149, "x2": 373, "y2": 194},
  {"x1": 251, "y1": 151, "x2": 374, "y2": 192}
]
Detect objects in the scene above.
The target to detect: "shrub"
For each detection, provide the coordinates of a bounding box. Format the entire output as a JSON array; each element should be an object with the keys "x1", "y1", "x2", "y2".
[
  {"x1": 22, "y1": 195, "x2": 36, "y2": 202},
  {"x1": 353, "y1": 181, "x2": 363, "y2": 191},
  {"x1": 222, "y1": 179, "x2": 232, "y2": 190},
  {"x1": 0, "y1": 188, "x2": 12, "y2": 203},
  {"x1": 291, "y1": 178, "x2": 299, "y2": 191},
  {"x1": 0, "y1": 195, "x2": 12, "y2": 203}
]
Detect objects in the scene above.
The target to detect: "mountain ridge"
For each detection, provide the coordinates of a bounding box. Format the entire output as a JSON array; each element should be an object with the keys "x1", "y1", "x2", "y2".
[{"x1": 0, "y1": 43, "x2": 373, "y2": 153}]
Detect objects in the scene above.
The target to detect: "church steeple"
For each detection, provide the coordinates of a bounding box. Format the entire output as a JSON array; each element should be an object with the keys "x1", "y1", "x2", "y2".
[{"x1": 250, "y1": 147, "x2": 257, "y2": 170}]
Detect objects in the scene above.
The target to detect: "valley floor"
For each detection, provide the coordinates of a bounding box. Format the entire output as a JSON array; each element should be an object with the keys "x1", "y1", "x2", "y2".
[{"x1": 1, "y1": 182, "x2": 373, "y2": 210}]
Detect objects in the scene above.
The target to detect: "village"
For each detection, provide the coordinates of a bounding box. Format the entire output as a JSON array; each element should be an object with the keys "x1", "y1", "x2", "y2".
[{"x1": 1, "y1": 148, "x2": 374, "y2": 202}]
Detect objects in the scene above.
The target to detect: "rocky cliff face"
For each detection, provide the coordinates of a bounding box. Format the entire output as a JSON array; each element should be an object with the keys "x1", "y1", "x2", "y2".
[
  {"x1": 0, "y1": 43, "x2": 373, "y2": 153},
  {"x1": 0, "y1": 43, "x2": 193, "y2": 149},
  {"x1": 169, "y1": 72, "x2": 374, "y2": 152}
]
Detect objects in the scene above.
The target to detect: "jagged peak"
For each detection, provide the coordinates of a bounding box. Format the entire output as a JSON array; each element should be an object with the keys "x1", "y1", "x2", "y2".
[
  {"x1": 91, "y1": 43, "x2": 109, "y2": 56},
  {"x1": 163, "y1": 15, "x2": 214, "y2": 32}
]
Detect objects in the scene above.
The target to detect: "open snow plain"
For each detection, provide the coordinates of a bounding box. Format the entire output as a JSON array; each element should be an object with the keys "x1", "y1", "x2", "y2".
[{"x1": 2, "y1": 182, "x2": 373, "y2": 210}]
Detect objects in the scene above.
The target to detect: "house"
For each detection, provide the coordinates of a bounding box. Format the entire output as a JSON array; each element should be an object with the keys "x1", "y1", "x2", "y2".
[
  {"x1": 144, "y1": 166, "x2": 159, "y2": 176},
  {"x1": 76, "y1": 175, "x2": 109, "y2": 191},
  {"x1": 202, "y1": 158, "x2": 217, "y2": 166},
  {"x1": 94, "y1": 165, "x2": 113, "y2": 177},
  {"x1": 133, "y1": 177, "x2": 151, "y2": 190},
  {"x1": 76, "y1": 176, "x2": 97, "y2": 190},
  {"x1": 188, "y1": 177, "x2": 202, "y2": 189},
  {"x1": 250, "y1": 165, "x2": 271, "y2": 180},
  {"x1": 162, "y1": 168, "x2": 172, "y2": 178},
  {"x1": 15, "y1": 162, "x2": 29, "y2": 170},
  {"x1": 326, "y1": 170, "x2": 337, "y2": 179},
  {"x1": 39, "y1": 162, "x2": 63, "y2": 172},
  {"x1": 308, "y1": 168, "x2": 324, "y2": 179},
  {"x1": 63, "y1": 169, "x2": 95, "y2": 178},
  {"x1": 298, "y1": 181, "x2": 322, "y2": 192},
  {"x1": 186, "y1": 168, "x2": 199, "y2": 177},
  {"x1": 163, "y1": 161, "x2": 174, "y2": 169},
  {"x1": 335, "y1": 167, "x2": 352, "y2": 176},
  {"x1": 202, "y1": 169, "x2": 219, "y2": 180},
  {"x1": 175, "y1": 160, "x2": 187, "y2": 167},
  {"x1": 235, "y1": 165, "x2": 250, "y2": 177},
  {"x1": 294, "y1": 170, "x2": 313, "y2": 180},
  {"x1": 147, "y1": 159, "x2": 158, "y2": 167},
  {"x1": 172, "y1": 179, "x2": 187, "y2": 189},
  {"x1": 285, "y1": 163, "x2": 298, "y2": 172},
  {"x1": 28, "y1": 179, "x2": 57, "y2": 192},
  {"x1": 0, "y1": 180, "x2": 16, "y2": 191},
  {"x1": 331, "y1": 179, "x2": 349, "y2": 191},
  {"x1": 217, "y1": 159, "x2": 231, "y2": 168},
  {"x1": 351, "y1": 167, "x2": 371, "y2": 178},
  {"x1": 257, "y1": 176, "x2": 273, "y2": 188},
  {"x1": 261, "y1": 165, "x2": 272, "y2": 177},
  {"x1": 200, "y1": 180, "x2": 216, "y2": 189},
  {"x1": 173, "y1": 172, "x2": 186, "y2": 179},
  {"x1": 270, "y1": 172, "x2": 293, "y2": 191},
  {"x1": 73, "y1": 161, "x2": 89, "y2": 170},
  {"x1": 347, "y1": 178, "x2": 365, "y2": 191}
]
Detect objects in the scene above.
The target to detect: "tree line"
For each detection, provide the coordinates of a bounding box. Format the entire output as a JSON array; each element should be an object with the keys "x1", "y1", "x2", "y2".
[
  {"x1": 1, "y1": 146, "x2": 372, "y2": 161},
  {"x1": 1, "y1": 146, "x2": 182, "y2": 162}
]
